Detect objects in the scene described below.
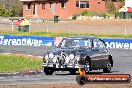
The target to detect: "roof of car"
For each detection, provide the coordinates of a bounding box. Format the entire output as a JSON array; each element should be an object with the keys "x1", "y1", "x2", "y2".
[{"x1": 67, "y1": 36, "x2": 97, "y2": 39}]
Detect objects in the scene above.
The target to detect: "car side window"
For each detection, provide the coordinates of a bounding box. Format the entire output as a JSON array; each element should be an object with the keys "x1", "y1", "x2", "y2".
[{"x1": 93, "y1": 39, "x2": 106, "y2": 49}]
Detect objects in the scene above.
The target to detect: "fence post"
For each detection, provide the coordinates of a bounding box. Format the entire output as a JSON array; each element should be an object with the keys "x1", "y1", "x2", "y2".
[{"x1": 11, "y1": 20, "x2": 14, "y2": 32}]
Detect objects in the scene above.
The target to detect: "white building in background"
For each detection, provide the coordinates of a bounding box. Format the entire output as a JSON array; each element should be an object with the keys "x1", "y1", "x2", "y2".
[{"x1": 125, "y1": 0, "x2": 132, "y2": 8}]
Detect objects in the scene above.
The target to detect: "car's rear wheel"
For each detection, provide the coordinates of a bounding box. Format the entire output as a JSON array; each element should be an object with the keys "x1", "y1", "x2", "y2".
[
  {"x1": 44, "y1": 67, "x2": 54, "y2": 75},
  {"x1": 103, "y1": 61, "x2": 112, "y2": 73}
]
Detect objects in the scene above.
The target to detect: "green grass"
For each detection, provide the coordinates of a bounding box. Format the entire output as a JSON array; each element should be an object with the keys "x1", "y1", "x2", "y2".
[
  {"x1": 0, "y1": 54, "x2": 43, "y2": 73},
  {"x1": 1, "y1": 31, "x2": 132, "y2": 38}
]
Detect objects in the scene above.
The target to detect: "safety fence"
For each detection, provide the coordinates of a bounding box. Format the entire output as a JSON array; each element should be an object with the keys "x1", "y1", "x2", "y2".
[{"x1": 1, "y1": 18, "x2": 132, "y2": 35}]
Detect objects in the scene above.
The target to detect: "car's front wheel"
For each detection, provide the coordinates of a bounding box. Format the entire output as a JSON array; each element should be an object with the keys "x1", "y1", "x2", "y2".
[
  {"x1": 44, "y1": 67, "x2": 54, "y2": 75},
  {"x1": 69, "y1": 69, "x2": 76, "y2": 75},
  {"x1": 76, "y1": 75, "x2": 87, "y2": 85}
]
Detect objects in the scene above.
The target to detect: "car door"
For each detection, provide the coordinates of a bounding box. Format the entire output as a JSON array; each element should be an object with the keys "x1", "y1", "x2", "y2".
[{"x1": 91, "y1": 39, "x2": 109, "y2": 69}]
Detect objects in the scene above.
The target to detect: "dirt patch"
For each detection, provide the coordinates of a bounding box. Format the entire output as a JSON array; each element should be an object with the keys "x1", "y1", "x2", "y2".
[
  {"x1": 30, "y1": 19, "x2": 132, "y2": 35},
  {"x1": 0, "y1": 83, "x2": 132, "y2": 88}
]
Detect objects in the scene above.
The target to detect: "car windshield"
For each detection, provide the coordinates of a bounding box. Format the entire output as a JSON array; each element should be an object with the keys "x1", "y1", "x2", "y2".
[{"x1": 60, "y1": 38, "x2": 92, "y2": 48}]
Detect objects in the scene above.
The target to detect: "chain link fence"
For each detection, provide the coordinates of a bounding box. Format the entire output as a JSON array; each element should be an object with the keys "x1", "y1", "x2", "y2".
[{"x1": 0, "y1": 17, "x2": 132, "y2": 35}]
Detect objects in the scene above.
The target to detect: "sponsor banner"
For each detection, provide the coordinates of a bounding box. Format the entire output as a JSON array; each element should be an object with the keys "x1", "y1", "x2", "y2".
[
  {"x1": 103, "y1": 39, "x2": 132, "y2": 49},
  {"x1": 77, "y1": 68, "x2": 131, "y2": 85},
  {"x1": 76, "y1": 74, "x2": 131, "y2": 85},
  {"x1": 1, "y1": 35, "x2": 132, "y2": 49},
  {"x1": 0, "y1": 35, "x2": 54, "y2": 46},
  {"x1": 54, "y1": 37, "x2": 132, "y2": 49}
]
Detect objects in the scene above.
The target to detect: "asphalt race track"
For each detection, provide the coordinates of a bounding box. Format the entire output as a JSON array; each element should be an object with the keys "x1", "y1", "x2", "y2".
[{"x1": 0, "y1": 45, "x2": 132, "y2": 85}]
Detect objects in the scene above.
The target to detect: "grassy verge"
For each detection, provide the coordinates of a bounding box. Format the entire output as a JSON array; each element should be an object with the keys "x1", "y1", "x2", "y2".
[
  {"x1": 0, "y1": 32, "x2": 132, "y2": 38},
  {"x1": 0, "y1": 54, "x2": 43, "y2": 73}
]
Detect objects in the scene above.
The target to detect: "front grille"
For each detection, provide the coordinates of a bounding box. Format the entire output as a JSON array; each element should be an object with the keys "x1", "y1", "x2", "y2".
[
  {"x1": 57, "y1": 52, "x2": 67, "y2": 65},
  {"x1": 58, "y1": 59, "x2": 65, "y2": 65},
  {"x1": 51, "y1": 52, "x2": 77, "y2": 66},
  {"x1": 78, "y1": 58, "x2": 85, "y2": 65}
]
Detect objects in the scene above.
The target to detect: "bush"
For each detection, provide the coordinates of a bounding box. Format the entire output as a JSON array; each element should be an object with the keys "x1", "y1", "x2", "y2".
[
  {"x1": 0, "y1": 5, "x2": 4, "y2": 16},
  {"x1": 80, "y1": 11, "x2": 97, "y2": 16},
  {"x1": 72, "y1": 14, "x2": 80, "y2": 19},
  {"x1": 72, "y1": 11, "x2": 116, "y2": 19},
  {"x1": 99, "y1": 12, "x2": 110, "y2": 18},
  {"x1": 72, "y1": 11, "x2": 98, "y2": 19},
  {"x1": 112, "y1": 10, "x2": 120, "y2": 18}
]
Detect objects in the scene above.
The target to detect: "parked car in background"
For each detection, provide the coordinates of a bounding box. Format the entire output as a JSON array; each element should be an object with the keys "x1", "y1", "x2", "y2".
[{"x1": 42, "y1": 36, "x2": 113, "y2": 75}]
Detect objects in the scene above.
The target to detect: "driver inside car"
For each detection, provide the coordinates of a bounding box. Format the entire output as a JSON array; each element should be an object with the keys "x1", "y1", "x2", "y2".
[{"x1": 72, "y1": 40, "x2": 80, "y2": 47}]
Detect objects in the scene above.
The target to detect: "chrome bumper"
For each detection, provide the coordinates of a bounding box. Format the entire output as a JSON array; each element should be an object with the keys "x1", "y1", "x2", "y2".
[{"x1": 42, "y1": 63, "x2": 85, "y2": 69}]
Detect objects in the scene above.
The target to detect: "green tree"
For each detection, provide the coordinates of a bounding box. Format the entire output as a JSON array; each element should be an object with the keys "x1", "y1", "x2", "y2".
[
  {"x1": 105, "y1": 0, "x2": 125, "y2": 14},
  {"x1": 0, "y1": 5, "x2": 5, "y2": 16},
  {"x1": 0, "y1": 0, "x2": 22, "y2": 17},
  {"x1": 118, "y1": 0, "x2": 125, "y2": 7},
  {"x1": 11, "y1": 0, "x2": 23, "y2": 17},
  {"x1": 105, "y1": 0, "x2": 115, "y2": 13}
]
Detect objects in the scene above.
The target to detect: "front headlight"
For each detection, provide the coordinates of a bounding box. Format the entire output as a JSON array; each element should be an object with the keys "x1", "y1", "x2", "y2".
[
  {"x1": 75, "y1": 55, "x2": 80, "y2": 61},
  {"x1": 49, "y1": 53, "x2": 54, "y2": 58},
  {"x1": 53, "y1": 56, "x2": 57, "y2": 63},
  {"x1": 69, "y1": 54, "x2": 75, "y2": 60},
  {"x1": 65, "y1": 56, "x2": 70, "y2": 63},
  {"x1": 45, "y1": 54, "x2": 49, "y2": 60}
]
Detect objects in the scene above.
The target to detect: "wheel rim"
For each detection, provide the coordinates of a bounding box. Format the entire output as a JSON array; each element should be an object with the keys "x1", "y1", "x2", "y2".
[{"x1": 107, "y1": 63, "x2": 111, "y2": 71}]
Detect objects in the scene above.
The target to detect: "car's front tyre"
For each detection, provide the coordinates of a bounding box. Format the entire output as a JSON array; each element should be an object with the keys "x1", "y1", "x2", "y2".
[
  {"x1": 44, "y1": 67, "x2": 54, "y2": 75},
  {"x1": 69, "y1": 69, "x2": 76, "y2": 75},
  {"x1": 76, "y1": 75, "x2": 87, "y2": 85}
]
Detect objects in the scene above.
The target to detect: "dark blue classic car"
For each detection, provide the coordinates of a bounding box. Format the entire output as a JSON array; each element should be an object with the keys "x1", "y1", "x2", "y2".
[{"x1": 42, "y1": 36, "x2": 113, "y2": 75}]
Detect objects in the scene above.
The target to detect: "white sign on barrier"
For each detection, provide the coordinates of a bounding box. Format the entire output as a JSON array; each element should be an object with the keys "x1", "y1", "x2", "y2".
[
  {"x1": 105, "y1": 42, "x2": 132, "y2": 49},
  {"x1": 0, "y1": 35, "x2": 53, "y2": 46}
]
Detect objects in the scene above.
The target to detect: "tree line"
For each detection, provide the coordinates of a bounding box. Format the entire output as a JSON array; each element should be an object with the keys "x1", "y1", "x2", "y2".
[
  {"x1": 0, "y1": 0, "x2": 23, "y2": 17},
  {"x1": 105, "y1": 0, "x2": 125, "y2": 13}
]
